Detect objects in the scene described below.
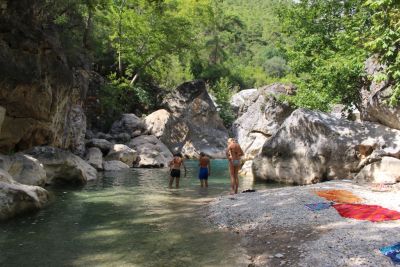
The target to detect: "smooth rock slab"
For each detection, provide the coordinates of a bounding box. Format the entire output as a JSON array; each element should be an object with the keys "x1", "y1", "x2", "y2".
[
  {"x1": 103, "y1": 160, "x2": 130, "y2": 171},
  {"x1": 104, "y1": 144, "x2": 137, "y2": 167},
  {"x1": 85, "y1": 147, "x2": 103, "y2": 170},
  {"x1": 356, "y1": 156, "x2": 400, "y2": 184}
]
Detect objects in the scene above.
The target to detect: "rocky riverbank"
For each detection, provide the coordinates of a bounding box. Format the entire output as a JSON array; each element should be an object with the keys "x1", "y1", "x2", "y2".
[{"x1": 206, "y1": 181, "x2": 400, "y2": 267}]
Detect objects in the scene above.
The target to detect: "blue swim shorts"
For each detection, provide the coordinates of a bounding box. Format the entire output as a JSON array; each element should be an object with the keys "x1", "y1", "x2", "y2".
[{"x1": 198, "y1": 167, "x2": 209, "y2": 180}]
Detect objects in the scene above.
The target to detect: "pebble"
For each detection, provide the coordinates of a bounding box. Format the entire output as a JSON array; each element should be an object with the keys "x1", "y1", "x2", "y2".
[{"x1": 275, "y1": 253, "x2": 284, "y2": 258}]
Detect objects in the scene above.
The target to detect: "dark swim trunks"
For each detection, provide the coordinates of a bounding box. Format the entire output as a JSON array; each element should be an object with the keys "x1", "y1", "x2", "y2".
[
  {"x1": 170, "y1": 169, "x2": 181, "y2": 178},
  {"x1": 198, "y1": 167, "x2": 209, "y2": 180}
]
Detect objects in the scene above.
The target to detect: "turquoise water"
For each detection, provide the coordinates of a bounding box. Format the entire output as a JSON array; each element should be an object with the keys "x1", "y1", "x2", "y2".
[{"x1": 0, "y1": 160, "x2": 276, "y2": 267}]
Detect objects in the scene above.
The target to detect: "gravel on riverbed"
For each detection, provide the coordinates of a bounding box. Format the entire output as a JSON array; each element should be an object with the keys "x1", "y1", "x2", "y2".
[{"x1": 206, "y1": 181, "x2": 400, "y2": 267}]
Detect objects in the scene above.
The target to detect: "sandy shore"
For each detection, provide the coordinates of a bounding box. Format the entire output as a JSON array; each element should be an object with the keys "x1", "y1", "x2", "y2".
[{"x1": 206, "y1": 181, "x2": 400, "y2": 267}]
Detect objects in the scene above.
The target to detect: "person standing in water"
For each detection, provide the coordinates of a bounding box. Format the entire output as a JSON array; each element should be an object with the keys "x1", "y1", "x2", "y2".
[
  {"x1": 198, "y1": 152, "x2": 211, "y2": 188},
  {"x1": 226, "y1": 138, "x2": 244, "y2": 194},
  {"x1": 169, "y1": 153, "x2": 186, "y2": 189}
]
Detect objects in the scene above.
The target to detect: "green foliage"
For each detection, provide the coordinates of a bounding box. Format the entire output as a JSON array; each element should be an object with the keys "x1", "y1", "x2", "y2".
[{"x1": 209, "y1": 77, "x2": 237, "y2": 127}]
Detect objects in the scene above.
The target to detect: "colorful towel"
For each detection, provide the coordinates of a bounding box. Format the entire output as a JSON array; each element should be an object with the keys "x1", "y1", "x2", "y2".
[
  {"x1": 380, "y1": 242, "x2": 400, "y2": 265},
  {"x1": 305, "y1": 202, "x2": 332, "y2": 211},
  {"x1": 333, "y1": 204, "x2": 400, "y2": 222},
  {"x1": 315, "y1": 189, "x2": 363, "y2": 204}
]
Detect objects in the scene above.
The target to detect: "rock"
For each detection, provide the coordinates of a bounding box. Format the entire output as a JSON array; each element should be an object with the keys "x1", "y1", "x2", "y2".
[
  {"x1": 127, "y1": 135, "x2": 173, "y2": 168},
  {"x1": 86, "y1": 138, "x2": 113, "y2": 154},
  {"x1": 232, "y1": 84, "x2": 294, "y2": 160},
  {"x1": 239, "y1": 160, "x2": 253, "y2": 177},
  {"x1": 64, "y1": 105, "x2": 87, "y2": 157},
  {"x1": 110, "y1": 114, "x2": 146, "y2": 137},
  {"x1": 103, "y1": 160, "x2": 130, "y2": 171},
  {"x1": 104, "y1": 144, "x2": 137, "y2": 166},
  {"x1": 85, "y1": 147, "x2": 103, "y2": 170},
  {"x1": 0, "y1": 106, "x2": 5, "y2": 135},
  {"x1": 111, "y1": 133, "x2": 131, "y2": 143},
  {"x1": 96, "y1": 132, "x2": 113, "y2": 140},
  {"x1": 355, "y1": 157, "x2": 400, "y2": 184},
  {"x1": 230, "y1": 89, "x2": 258, "y2": 117},
  {"x1": 146, "y1": 80, "x2": 228, "y2": 158},
  {"x1": 26, "y1": 146, "x2": 97, "y2": 185},
  {"x1": 275, "y1": 253, "x2": 284, "y2": 258},
  {"x1": 253, "y1": 109, "x2": 400, "y2": 184},
  {"x1": 0, "y1": 168, "x2": 49, "y2": 221},
  {"x1": 359, "y1": 55, "x2": 400, "y2": 129},
  {"x1": 0, "y1": 4, "x2": 91, "y2": 153},
  {"x1": 0, "y1": 153, "x2": 47, "y2": 186}
]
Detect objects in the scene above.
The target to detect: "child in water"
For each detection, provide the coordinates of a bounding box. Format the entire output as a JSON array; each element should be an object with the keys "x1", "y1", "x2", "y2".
[
  {"x1": 169, "y1": 153, "x2": 186, "y2": 188},
  {"x1": 198, "y1": 152, "x2": 211, "y2": 187}
]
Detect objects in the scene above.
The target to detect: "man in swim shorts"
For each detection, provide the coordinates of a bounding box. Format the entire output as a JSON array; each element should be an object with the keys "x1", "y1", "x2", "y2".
[
  {"x1": 169, "y1": 153, "x2": 186, "y2": 189},
  {"x1": 226, "y1": 138, "x2": 244, "y2": 194},
  {"x1": 198, "y1": 152, "x2": 211, "y2": 188}
]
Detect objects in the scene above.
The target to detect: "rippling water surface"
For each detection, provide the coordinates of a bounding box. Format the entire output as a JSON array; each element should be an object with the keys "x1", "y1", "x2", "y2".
[{"x1": 0, "y1": 160, "x2": 278, "y2": 267}]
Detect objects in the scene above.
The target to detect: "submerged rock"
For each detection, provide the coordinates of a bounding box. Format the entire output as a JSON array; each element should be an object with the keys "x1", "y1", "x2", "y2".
[
  {"x1": 128, "y1": 135, "x2": 173, "y2": 168},
  {"x1": 26, "y1": 146, "x2": 97, "y2": 185},
  {"x1": 253, "y1": 108, "x2": 400, "y2": 185},
  {"x1": 0, "y1": 168, "x2": 49, "y2": 221}
]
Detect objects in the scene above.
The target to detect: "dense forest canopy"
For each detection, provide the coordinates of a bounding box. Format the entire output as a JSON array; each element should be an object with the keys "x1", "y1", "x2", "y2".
[{"x1": 45, "y1": 0, "x2": 400, "y2": 124}]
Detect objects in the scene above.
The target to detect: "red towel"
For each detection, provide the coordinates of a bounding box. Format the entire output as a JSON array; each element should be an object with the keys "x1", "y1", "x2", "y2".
[{"x1": 333, "y1": 204, "x2": 400, "y2": 222}]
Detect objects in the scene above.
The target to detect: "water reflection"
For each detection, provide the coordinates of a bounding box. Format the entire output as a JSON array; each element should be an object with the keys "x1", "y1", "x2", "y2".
[{"x1": 0, "y1": 160, "x2": 277, "y2": 267}]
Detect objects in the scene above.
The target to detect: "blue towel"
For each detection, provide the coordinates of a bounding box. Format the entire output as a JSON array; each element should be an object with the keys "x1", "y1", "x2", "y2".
[
  {"x1": 305, "y1": 202, "x2": 332, "y2": 211},
  {"x1": 380, "y1": 242, "x2": 400, "y2": 265}
]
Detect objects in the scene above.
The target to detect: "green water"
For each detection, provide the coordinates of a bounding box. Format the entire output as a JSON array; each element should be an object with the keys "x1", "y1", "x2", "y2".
[{"x1": 0, "y1": 160, "x2": 276, "y2": 267}]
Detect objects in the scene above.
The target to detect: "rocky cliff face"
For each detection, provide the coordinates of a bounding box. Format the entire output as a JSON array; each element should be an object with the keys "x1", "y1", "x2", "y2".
[{"x1": 0, "y1": 0, "x2": 88, "y2": 155}]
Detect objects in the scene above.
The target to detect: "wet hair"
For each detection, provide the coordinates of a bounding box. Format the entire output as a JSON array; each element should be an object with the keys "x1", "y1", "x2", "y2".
[
  {"x1": 174, "y1": 152, "x2": 183, "y2": 158},
  {"x1": 200, "y1": 152, "x2": 205, "y2": 157}
]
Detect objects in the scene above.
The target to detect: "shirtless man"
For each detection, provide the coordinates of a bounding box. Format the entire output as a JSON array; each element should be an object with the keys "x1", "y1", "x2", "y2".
[
  {"x1": 169, "y1": 153, "x2": 186, "y2": 189},
  {"x1": 198, "y1": 152, "x2": 211, "y2": 188},
  {"x1": 226, "y1": 138, "x2": 244, "y2": 194}
]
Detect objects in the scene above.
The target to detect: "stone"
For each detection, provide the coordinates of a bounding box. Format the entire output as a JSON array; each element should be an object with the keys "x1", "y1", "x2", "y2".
[
  {"x1": 111, "y1": 133, "x2": 131, "y2": 143},
  {"x1": 104, "y1": 144, "x2": 137, "y2": 167},
  {"x1": 146, "y1": 80, "x2": 228, "y2": 158},
  {"x1": 359, "y1": 55, "x2": 400, "y2": 129},
  {"x1": 85, "y1": 147, "x2": 103, "y2": 170},
  {"x1": 230, "y1": 89, "x2": 258, "y2": 117},
  {"x1": 86, "y1": 138, "x2": 113, "y2": 154},
  {"x1": 0, "y1": 106, "x2": 5, "y2": 135},
  {"x1": 355, "y1": 157, "x2": 400, "y2": 184},
  {"x1": 64, "y1": 105, "x2": 87, "y2": 157},
  {"x1": 275, "y1": 253, "x2": 284, "y2": 258},
  {"x1": 0, "y1": 153, "x2": 47, "y2": 186},
  {"x1": 127, "y1": 135, "x2": 173, "y2": 168},
  {"x1": 110, "y1": 114, "x2": 146, "y2": 137},
  {"x1": 103, "y1": 160, "x2": 130, "y2": 171},
  {"x1": 252, "y1": 108, "x2": 400, "y2": 184},
  {"x1": 232, "y1": 84, "x2": 294, "y2": 161},
  {"x1": 239, "y1": 160, "x2": 253, "y2": 177},
  {"x1": 0, "y1": 168, "x2": 49, "y2": 221},
  {"x1": 26, "y1": 146, "x2": 97, "y2": 185}
]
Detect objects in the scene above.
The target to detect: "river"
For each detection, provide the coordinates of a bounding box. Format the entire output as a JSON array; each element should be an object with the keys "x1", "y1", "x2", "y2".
[{"x1": 0, "y1": 160, "x2": 278, "y2": 267}]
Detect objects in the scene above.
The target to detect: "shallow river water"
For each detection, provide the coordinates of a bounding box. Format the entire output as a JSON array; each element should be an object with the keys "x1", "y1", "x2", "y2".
[{"x1": 0, "y1": 160, "x2": 277, "y2": 267}]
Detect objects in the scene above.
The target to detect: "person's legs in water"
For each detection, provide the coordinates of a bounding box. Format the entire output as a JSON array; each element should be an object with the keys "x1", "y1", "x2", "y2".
[
  {"x1": 200, "y1": 179, "x2": 204, "y2": 187},
  {"x1": 169, "y1": 176, "x2": 174, "y2": 189},
  {"x1": 175, "y1": 177, "x2": 180, "y2": 188},
  {"x1": 205, "y1": 179, "x2": 208, "y2": 188}
]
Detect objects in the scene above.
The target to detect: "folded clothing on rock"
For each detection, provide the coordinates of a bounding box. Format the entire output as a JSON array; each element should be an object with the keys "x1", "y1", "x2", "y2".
[
  {"x1": 315, "y1": 189, "x2": 363, "y2": 204},
  {"x1": 305, "y1": 202, "x2": 332, "y2": 211},
  {"x1": 333, "y1": 203, "x2": 400, "y2": 222},
  {"x1": 380, "y1": 242, "x2": 400, "y2": 265}
]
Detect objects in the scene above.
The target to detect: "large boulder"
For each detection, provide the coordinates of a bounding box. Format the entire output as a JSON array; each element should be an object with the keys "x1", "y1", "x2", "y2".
[
  {"x1": 104, "y1": 144, "x2": 137, "y2": 166},
  {"x1": 355, "y1": 157, "x2": 400, "y2": 184},
  {"x1": 0, "y1": 169, "x2": 49, "y2": 221},
  {"x1": 85, "y1": 147, "x2": 103, "y2": 170},
  {"x1": 252, "y1": 109, "x2": 400, "y2": 185},
  {"x1": 230, "y1": 89, "x2": 258, "y2": 117},
  {"x1": 127, "y1": 135, "x2": 173, "y2": 168},
  {"x1": 110, "y1": 114, "x2": 146, "y2": 137},
  {"x1": 0, "y1": 153, "x2": 47, "y2": 186},
  {"x1": 145, "y1": 80, "x2": 228, "y2": 158},
  {"x1": 359, "y1": 55, "x2": 400, "y2": 129},
  {"x1": 86, "y1": 138, "x2": 113, "y2": 154},
  {"x1": 0, "y1": 2, "x2": 90, "y2": 154},
  {"x1": 26, "y1": 146, "x2": 97, "y2": 185},
  {"x1": 65, "y1": 105, "x2": 87, "y2": 157},
  {"x1": 232, "y1": 84, "x2": 294, "y2": 160},
  {"x1": 103, "y1": 160, "x2": 130, "y2": 171}
]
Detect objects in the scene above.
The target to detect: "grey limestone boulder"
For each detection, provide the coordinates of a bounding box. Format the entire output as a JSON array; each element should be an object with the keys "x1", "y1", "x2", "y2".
[
  {"x1": 104, "y1": 144, "x2": 137, "y2": 167},
  {"x1": 110, "y1": 114, "x2": 146, "y2": 137},
  {"x1": 85, "y1": 147, "x2": 103, "y2": 170},
  {"x1": 86, "y1": 138, "x2": 113, "y2": 154},
  {"x1": 103, "y1": 160, "x2": 130, "y2": 171},
  {"x1": 253, "y1": 108, "x2": 400, "y2": 185},
  {"x1": 0, "y1": 168, "x2": 49, "y2": 221},
  {"x1": 26, "y1": 146, "x2": 97, "y2": 185},
  {"x1": 355, "y1": 157, "x2": 400, "y2": 184},
  {"x1": 127, "y1": 135, "x2": 173, "y2": 168},
  {"x1": 230, "y1": 89, "x2": 258, "y2": 117},
  {"x1": 0, "y1": 153, "x2": 47, "y2": 186}
]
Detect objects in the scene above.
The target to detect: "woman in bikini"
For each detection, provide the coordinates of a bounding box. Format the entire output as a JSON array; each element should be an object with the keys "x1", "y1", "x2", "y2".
[
  {"x1": 169, "y1": 153, "x2": 186, "y2": 189},
  {"x1": 226, "y1": 138, "x2": 244, "y2": 194}
]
